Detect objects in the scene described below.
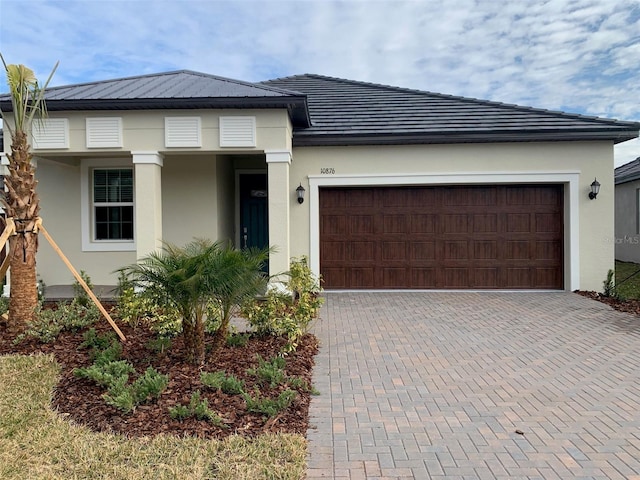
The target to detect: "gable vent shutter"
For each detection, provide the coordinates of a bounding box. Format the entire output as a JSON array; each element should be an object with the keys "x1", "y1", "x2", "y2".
[
  {"x1": 32, "y1": 118, "x2": 69, "y2": 149},
  {"x1": 86, "y1": 117, "x2": 123, "y2": 148},
  {"x1": 219, "y1": 116, "x2": 256, "y2": 147},
  {"x1": 165, "y1": 117, "x2": 201, "y2": 147}
]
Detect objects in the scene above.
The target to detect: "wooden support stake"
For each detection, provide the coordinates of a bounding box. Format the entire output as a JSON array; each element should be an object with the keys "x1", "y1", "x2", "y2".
[
  {"x1": 0, "y1": 218, "x2": 16, "y2": 252},
  {"x1": 35, "y1": 219, "x2": 126, "y2": 342},
  {"x1": 0, "y1": 254, "x2": 9, "y2": 280}
]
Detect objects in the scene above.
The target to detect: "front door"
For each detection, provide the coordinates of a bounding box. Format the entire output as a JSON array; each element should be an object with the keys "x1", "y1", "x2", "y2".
[{"x1": 239, "y1": 174, "x2": 268, "y2": 268}]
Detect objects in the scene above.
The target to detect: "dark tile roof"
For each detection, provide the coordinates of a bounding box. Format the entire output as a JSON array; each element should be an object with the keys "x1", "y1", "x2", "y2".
[
  {"x1": 2, "y1": 70, "x2": 638, "y2": 147},
  {"x1": 0, "y1": 70, "x2": 310, "y2": 126},
  {"x1": 615, "y1": 157, "x2": 640, "y2": 185},
  {"x1": 261, "y1": 74, "x2": 640, "y2": 146}
]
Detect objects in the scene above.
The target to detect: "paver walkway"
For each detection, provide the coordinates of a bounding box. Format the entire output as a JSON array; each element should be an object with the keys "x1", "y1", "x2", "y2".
[{"x1": 306, "y1": 292, "x2": 640, "y2": 479}]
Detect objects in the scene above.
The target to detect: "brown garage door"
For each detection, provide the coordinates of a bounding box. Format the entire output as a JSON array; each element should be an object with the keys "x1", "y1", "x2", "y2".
[{"x1": 320, "y1": 185, "x2": 564, "y2": 289}]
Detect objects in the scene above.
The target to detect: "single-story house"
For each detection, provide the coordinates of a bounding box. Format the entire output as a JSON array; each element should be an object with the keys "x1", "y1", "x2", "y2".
[
  {"x1": 614, "y1": 157, "x2": 640, "y2": 263},
  {"x1": 1, "y1": 70, "x2": 639, "y2": 291}
]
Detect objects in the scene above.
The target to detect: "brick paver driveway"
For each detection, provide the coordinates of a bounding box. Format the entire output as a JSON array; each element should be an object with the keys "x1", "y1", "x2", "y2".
[{"x1": 306, "y1": 292, "x2": 640, "y2": 479}]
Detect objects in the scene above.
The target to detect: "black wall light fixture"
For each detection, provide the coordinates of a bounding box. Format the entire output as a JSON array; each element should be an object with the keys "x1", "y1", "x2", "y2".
[
  {"x1": 296, "y1": 184, "x2": 306, "y2": 204},
  {"x1": 589, "y1": 178, "x2": 600, "y2": 200}
]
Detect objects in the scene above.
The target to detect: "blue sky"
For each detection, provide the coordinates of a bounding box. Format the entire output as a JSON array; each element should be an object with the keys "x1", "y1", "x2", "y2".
[{"x1": 1, "y1": 0, "x2": 639, "y2": 166}]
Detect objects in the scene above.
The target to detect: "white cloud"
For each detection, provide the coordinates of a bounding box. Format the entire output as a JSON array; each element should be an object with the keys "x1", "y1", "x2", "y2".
[{"x1": 1, "y1": 0, "x2": 638, "y2": 164}]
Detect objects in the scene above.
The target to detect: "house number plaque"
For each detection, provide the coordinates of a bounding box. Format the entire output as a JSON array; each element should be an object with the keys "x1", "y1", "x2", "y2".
[{"x1": 320, "y1": 168, "x2": 335, "y2": 174}]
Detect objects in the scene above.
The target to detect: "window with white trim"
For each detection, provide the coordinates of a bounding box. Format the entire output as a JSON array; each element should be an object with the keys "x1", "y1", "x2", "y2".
[{"x1": 92, "y1": 168, "x2": 134, "y2": 240}]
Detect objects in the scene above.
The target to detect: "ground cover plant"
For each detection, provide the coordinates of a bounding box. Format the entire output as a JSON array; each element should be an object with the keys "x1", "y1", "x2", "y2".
[
  {"x1": 577, "y1": 260, "x2": 640, "y2": 315},
  {"x1": 0, "y1": 255, "x2": 322, "y2": 479}
]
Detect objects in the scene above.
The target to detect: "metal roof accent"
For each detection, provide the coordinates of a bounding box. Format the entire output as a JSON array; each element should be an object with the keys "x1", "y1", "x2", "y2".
[
  {"x1": 615, "y1": 157, "x2": 640, "y2": 185},
  {"x1": 0, "y1": 70, "x2": 310, "y2": 127},
  {"x1": 261, "y1": 74, "x2": 640, "y2": 146}
]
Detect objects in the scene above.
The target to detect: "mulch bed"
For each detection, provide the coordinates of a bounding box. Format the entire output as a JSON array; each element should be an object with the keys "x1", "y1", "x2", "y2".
[
  {"x1": 0, "y1": 319, "x2": 318, "y2": 440},
  {"x1": 575, "y1": 290, "x2": 640, "y2": 316}
]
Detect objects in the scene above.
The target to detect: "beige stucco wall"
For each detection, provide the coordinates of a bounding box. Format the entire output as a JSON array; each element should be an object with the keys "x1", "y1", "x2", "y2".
[
  {"x1": 14, "y1": 109, "x2": 617, "y2": 292},
  {"x1": 35, "y1": 158, "x2": 136, "y2": 286},
  {"x1": 2, "y1": 109, "x2": 292, "y2": 156},
  {"x1": 615, "y1": 180, "x2": 640, "y2": 262},
  {"x1": 289, "y1": 141, "x2": 615, "y2": 291}
]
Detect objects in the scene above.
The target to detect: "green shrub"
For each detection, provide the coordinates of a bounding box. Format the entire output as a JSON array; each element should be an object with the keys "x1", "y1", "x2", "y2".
[
  {"x1": 241, "y1": 256, "x2": 323, "y2": 352},
  {"x1": 168, "y1": 404, "x2": 190, "y2": 421},
  {"x1": 226, "y1": 332, "x2": 249, "y2": 347},
  {"x1": 603, "y1": 269, "x2": 620, "y2": 299},
  {"x1": 287, "y1": 376, "x2": 319, "y2": 395},
  {"x1": 74, "y1": 360, "x2": 135, "y2": 388},
  {"x1": 92, "y1": 340, "x2": 123, "y2": 365},
  {"x1": 247, "y1": 355, "x2": 287, "y2": 388},
  {"x1": 169, "y1": 390, "x2": 225, "y2": 426},
  {"x1": 243, "y1": 389, "x2": 297, "y2": 418},
  {"x1": 146, "y1": 336, "x2": 172, "y2": 354},
  {"x1": 81, "y1": 365, "x2": 168, "y2": 414},
  {"x1": 16, "y1": 299, "x2": 102, "y2": 344},
  {"x1": 79, "y1": 328, "x2": 116, "y2": 351},
  {"x1": 116, "y1": 279, "x2": 181, "y2": 336},
  {"x1": 73, "y1": 270, "x2": 94, "y2": 308},
  {"x1": 200, "y1": 370, "x2": 245, "y2": 395}
]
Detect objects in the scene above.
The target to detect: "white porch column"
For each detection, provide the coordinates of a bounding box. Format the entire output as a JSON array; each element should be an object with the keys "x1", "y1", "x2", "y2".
[
  {"x1": 266, "y1": 150, "x2": 291, "y2": 281},
  {"x1": 132, "y1": 151, "x2": 163, "y2": 260}
]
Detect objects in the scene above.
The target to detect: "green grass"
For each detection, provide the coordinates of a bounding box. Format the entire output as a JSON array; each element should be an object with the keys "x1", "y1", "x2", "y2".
[
  {"x1": 0, "y1": 354, "x2": 307, "y2": 480},
  {"x1": 615, "y1": 260, "x2": 640, "y2": 300}
]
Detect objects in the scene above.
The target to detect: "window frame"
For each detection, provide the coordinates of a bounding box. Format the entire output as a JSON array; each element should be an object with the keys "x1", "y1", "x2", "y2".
[{"x1": 81, "y1": 159, "x2": 136, "y2": 252}]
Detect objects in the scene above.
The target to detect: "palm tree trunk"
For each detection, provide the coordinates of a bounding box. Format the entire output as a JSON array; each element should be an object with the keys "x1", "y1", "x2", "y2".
[
  {"x1": 182, "y1": 317, "x2": 205, "y2": 365},
  {"x1": 5, "y1": 131, "x2": 40, "y2": 332}
]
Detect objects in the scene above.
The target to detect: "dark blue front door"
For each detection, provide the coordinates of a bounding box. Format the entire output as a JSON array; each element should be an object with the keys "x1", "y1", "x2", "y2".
[{"x1": 239, "y1": 174, "x2": 268, "y2": 269}]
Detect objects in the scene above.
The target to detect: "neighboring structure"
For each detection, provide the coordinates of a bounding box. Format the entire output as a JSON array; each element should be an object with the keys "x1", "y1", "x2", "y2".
[
  {"x1": 1, "y1": 70, "x2": 639, "y2": 291},
  {"x1": 615, "y1": 157, "x2": 640, "y2": 263}
]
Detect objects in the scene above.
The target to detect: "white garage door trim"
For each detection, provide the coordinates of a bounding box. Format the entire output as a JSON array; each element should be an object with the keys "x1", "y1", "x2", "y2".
[{"x1": 308, "y1": 171, "x2": 581, "y2": 291}]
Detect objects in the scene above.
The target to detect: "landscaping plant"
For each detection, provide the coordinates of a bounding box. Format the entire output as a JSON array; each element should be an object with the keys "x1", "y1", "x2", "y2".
[
  {"x1": 120, "y1": 239, "x2": 269, "y2": 365},
  {"x1": 242, "y1": 256, "x2": 323, "y2": 351}
]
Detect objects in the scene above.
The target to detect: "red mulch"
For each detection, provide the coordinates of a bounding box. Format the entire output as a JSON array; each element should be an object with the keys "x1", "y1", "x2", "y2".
[
  {"x1": 575, "y1": 290, "x2": 640, "y2": 316},
  {"x1": 0, "y1": 318, "x2": 318, "y2": 440}
]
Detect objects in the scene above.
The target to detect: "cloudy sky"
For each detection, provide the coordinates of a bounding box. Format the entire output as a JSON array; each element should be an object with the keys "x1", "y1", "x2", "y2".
[{"x1": 1, "y1": 0, "x2": 639, "y2": 166}]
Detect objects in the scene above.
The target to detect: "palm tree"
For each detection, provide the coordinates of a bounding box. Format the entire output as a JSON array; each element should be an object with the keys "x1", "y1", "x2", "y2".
[
  {"x1": 0, "y1": 55, "x2": 58, "y2": 332},
  {"x1": 122, "y1": 239, "x2": 269, "y2": 365}
]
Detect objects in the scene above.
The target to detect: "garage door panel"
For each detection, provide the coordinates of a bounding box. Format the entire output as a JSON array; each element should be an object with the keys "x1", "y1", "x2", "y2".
[
  {"x1": 383, "y1": 215, "x2": 407, "y2": 233},
  {"x1": 535, "y1": 213, "x2": 561, "y2": 233},
  {"x1": 443, "y1": 214, "x2": 470, "y2": 233},
  {"x1": 382, "y1": 268, "x2": 407, "y2": 288},
  {"x1": 411, "y1": 214, "x2": 437, "y2": 233},
  {"x1": 410, "y1": 242, "x2": 436, "y2": 260},
  {"x1": 382, "y1": 241, "x2": 407, "y2": 261},
  {"x1": 320, "y1": 185, "x2": 563, "y2": 289},
  {"x1": 350, "y1": 268, "x2": 375, "y2": 288},
  {"x1": 349, "y1": 215, "x2": 374, "y2": 234},
  {"x1": 473, "y1": 268, "x2": 499, "y2": 288},
  {"x1": 472, "y1": 214, "x2": 498, "y2": 233},
  {"x1": 506, "y1": 214, "x2": 531, "y2": 232},
  {"x1": 322, "y1": 215, "x2": 347, "y2": 235},
  {"x1": 411, "y1": 268, "x2": 437, "y2": 288},
  {"x1": 444, "y1": 268, "x2": 470, "y2": 288},
  {"x1": 350, "y1": 242, "x2": 375, "y2": 261},
  {"x1": 321, "y1": 241, "x2": 346, "y2": 261},
  {"x1": 474, "y1": 241, "x2": 498, "y2": 260}
]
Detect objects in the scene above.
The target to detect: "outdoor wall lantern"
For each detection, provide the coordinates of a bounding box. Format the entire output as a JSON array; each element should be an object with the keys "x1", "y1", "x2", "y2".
[
  {"x1": 589, "y1": 178, "x2": 600, "y2": 200},
  {"x1": 296, "y1": 184, "x2": 306, "y2": 204}
]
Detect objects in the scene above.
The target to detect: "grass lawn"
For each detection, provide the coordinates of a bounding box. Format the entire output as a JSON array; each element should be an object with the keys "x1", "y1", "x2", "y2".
[
  {"x1": 615, "y1": 260, "x2": 640, "y2": 300},
  {"x1": 0, "y1": 354, "x2": 306, "y2": 480}
]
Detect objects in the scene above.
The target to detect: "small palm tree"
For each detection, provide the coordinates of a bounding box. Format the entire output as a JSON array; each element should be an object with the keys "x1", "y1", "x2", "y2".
[
  {"x1": 0, "y1": 55, "x2": 58, "y2": 331},
  {"x1": 121, "y1": 239, "x2": 269, "y2": 365}
]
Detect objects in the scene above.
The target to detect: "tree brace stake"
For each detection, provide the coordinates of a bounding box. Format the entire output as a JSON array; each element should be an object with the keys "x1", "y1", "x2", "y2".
[{"x1": 34, "y1": 218, "x2": 126, "y2": 342}]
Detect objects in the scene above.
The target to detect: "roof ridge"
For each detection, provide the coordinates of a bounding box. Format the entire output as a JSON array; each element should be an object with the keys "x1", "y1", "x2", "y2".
[
  {"x1": 38, "y1": 70, "x2": 303, "y2": 97},
  {"x1": 267, "y1": 73, "x2": 637, "y2": 127}
]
